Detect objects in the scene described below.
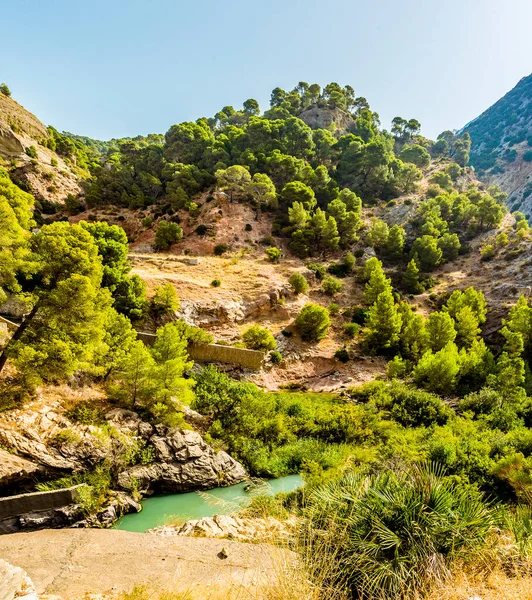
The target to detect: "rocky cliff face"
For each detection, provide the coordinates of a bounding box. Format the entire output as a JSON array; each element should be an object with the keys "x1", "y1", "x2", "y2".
[
  {"x1": 0, "y1": 93, "x2": 83, "y2": 205},
  {"x1": 0, "y1": 399, "x2": 247, "y2": 531},
  {"x1": 462, "y1": 73, "x2": 532, "y2": 217},
  {"x1": 298, "y1": 106, "x2": 354, "y2": 135}
]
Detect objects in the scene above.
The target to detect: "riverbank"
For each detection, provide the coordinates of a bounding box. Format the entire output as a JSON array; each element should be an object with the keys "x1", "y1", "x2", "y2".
[{"x1": 0, "y1": 529, "x2": 295, "y2": 598}]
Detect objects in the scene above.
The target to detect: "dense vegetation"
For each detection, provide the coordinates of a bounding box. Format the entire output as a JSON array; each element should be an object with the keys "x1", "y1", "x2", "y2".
[{"x1": 2, "y1": 79, "x2": 532, "y2": 599}]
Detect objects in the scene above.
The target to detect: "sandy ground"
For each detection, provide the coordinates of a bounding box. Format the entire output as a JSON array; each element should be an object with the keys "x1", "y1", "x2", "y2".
[{"x1": 0, "y1": 529, "x2": 293, "y2": 598}]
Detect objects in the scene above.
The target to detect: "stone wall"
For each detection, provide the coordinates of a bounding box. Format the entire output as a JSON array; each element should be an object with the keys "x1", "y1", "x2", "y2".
[
  {"x1": 0, "y1": 485, "x2": 83, "y2": 520},
  {"x1": 136, "y1": 333, "x2": 265, "y2": 369},
  {"x1": 188, "y1": 344, "x2": 265, "y2": 369}
]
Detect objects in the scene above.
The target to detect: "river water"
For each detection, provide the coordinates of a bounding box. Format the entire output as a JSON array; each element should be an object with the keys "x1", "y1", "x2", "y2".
[{"x1": 113, "y1": 474, "x2": 304, "y2": 533}]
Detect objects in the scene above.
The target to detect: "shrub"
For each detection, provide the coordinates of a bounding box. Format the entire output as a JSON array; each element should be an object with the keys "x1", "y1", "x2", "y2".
[
  {"x1": 266, "y1": 246, "x2": 282, "y2": 263},
  {"x1": 195, "y1": 224, "x2": 208, "y2": 235},
  {"x1": 50, "y1": 157, "x2": 58, "y2": 167},
  {"x1": 328, "y1": 302, "x2": 339, "y2": 316},
  {"x1": 289, "y1": 272, "x2": 309, "y2": 295},
  {"x1": 352, "y1": 306, "x2": 369, "y2": 325},
  {"x1": 65, "y1": 402, "x2": 104, "y2": 426},
  {"x1": 242, "y1": 325, "x2": 276, "y2": 351},
  {"x1": 343, "y1": 323, "x2": 360, "y2": 338},
  {"x1": 480, "y1": 244, "x2": 495, "y2": 261},
  {"x1": 0, "y1": 82, "x2": 11, "y2": 97},
  {"x1": 334, "y1": 348, "x2": 349, "y2": 362},
  {"x1": 245, "y1": 223, "x2": 252, "y2": 231},
  {"x1": 211, "y1": 279, "x2": 221, "y2": 287},
  {"x1": 150, "y1": 282, "x2": 179, "y2": 315},
  {"x1": 25, "y1": 145, "x2": 38, "y2": 159},
  {"x1": 214, "y1": 244, "x2": 229, "y2": 256},
  {"x1": 295, "y1": 304, "x2": 331, "y2": 341},
  {"x1": 142, "y1": 216, "x2": 153, "y2": 228},
  {"x1": 154, "y1": 221, "x2": 183, "y2": 250},
  {"x1": 322, "y1": 275, "x2": 343, "y2": 296},
  {"x1": 307, "y1": 262, "x2": 326, "y2": 280},
  {"x1": 303, "y1": 464, "x2": 495, "y2": 600},
  {"x1": 269, "y1": 350, "x2": 282, "y2": 364}
]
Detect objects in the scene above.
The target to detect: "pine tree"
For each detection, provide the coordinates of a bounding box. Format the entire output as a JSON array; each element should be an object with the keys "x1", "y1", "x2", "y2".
[
  {"x1": 454, "y1": 306, "x2": 480, "y2": 348},
  {"x1": 150, "y1": 322, "x2": 194, "y2": 406},
  {"x1": 385, "y1": 225, "x2": 406, "y2": 259},
  {"x1": 364, "y1": 263, "x2": 392, "y2": 305},
  {"x1": 426, "y1": 311, "x2": 456, "y2": 352},
  {"x1": 322, "y1": 216, "x2": 340, "y2": 254},
  {"x1": 402, "y1": 259, "x2": 422, "y2": 294},
  {"x1": 365, "y1": 290, "x2": 402, "y2": 350}
]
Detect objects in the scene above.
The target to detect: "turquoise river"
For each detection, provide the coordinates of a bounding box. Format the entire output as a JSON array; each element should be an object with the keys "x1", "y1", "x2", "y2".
[{"x1": 114, "y1": 474, "x2": 304, "y2": 533}]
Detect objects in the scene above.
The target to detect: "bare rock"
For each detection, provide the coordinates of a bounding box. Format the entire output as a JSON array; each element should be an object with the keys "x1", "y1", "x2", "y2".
[
  {"x1": 0, "y1": 559, "x2": 38, "y2": 600},
  {"x1": 118, "y1": 427, "x2": 247, "y2": 494},
  {"x1": 0, "y1": 450, "x2": 43, "y2": 489},
  {"x1": 298, "y1": 106, "x2": 354, "y2": 135}
]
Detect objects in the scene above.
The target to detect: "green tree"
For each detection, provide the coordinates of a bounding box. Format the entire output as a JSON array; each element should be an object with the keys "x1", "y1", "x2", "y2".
[
  {"x1": 426, "y1": 311, "x2": 456, "y2": 352},
  {"x1": 385, "y1": 225, "x2": 405, "y2": 259},
  {"x1": 368, "y1": 219, "x2": 389, "y2": 250},
  {"x1": 364, "y1": 262, "x2": 392, "y2": 305},
  {"x1": 242, "y1": 326, "x2": 276, "y2": 351},
  {"x1": 248, "y1": 173, "x2": 277, "y2": 210},
  {"x1": 454, "y1": 306, "x2": 480, "y2": 348},
  {"x1": 399, "y1": 307, "x2": 429, "y2": 360},
  {"x1": 399, "y1": 144, "x2": 430, "y2": 168},
  {"x1": 402, "y1": 258, "x2": 422, "y2": 294},
  {"x1": 445, "y1": 287, "x2": 487, "y2": 325},
  {"x1": 117, "y1": 340, "x2": 156, "y2": 407},
  {"x1": 281, "y1": 181, "x2": 317, "y2": 211},
  {"x1": 154, "y1": 221, "x2": 183, "y2": 250},
  {"x1": 362, "y1": 257, "x2": 381, "y2": 282},
  {"x1": 295, "y1": 303, "x2": 331, "y2": 341},
  {"x1": 151, "y1": 282, "x2": 179, "y2": 316},
  {"x1": 0, "y1": 83, "x2": 11, "y2": 97},
  {"x1": 149, "y1": 322, "x2": 193, "y2": 406},
  {"x1": 437, "y1": 233, "x2": 461, "y2": 261},
  {"x1": 165, "y1": 120, "x2": 214, "y2": 164},
  {"x1": 215, "y1": 165, "x2": 252, "y2": 202},
  {"x1": 288, "y1": 201, "x2": 309, "y2": 230},
  {"x1": 365, "y1": 290, "x2": 402, "y2": 350},
  {"x1": 10, "y1": 275, "x2": 112, "y2": 384},
  {"x1": 0, "y1": 221, "x2": 108, "y2": 377},
  {"x1": 289, "y1": 272, "x2": 309, "y2": 294},
  {"x1": 97, "y1": 308, "x2": 137, "y2": 380},
  {"x1": 413, "y1": 342, "x2": 462, "y2": 393},
  {"x1": 411, "y1": 236, "x2": 442, "y2": 271}
]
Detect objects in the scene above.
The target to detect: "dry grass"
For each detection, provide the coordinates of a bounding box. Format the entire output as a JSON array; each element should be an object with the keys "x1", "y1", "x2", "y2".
[{"x1": 426, "y1": 568, "x2": 532, "y2": 600}]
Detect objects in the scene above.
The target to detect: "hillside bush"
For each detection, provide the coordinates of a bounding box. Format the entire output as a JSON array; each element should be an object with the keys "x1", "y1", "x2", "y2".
[
  {"x1": 295, "y1": 304, "x2": 331, "y2": 341},
  {"x1": 242, "y1": 325, "x2": 276, "y2": 351},
  {"x1": 289, "y1": 272, "x2": 309, "y2": 294}
]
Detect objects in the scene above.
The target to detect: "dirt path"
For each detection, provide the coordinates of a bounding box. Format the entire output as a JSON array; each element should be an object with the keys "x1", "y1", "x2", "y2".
[{"x1": 0, "y1": 529, "x2": 293, "y2": 598}]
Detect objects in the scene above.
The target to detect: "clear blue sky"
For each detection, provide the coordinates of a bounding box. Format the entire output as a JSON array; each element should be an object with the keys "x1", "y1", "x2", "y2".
[{"x1": 3, "y1": 0, "x2": 531, "y2": 140}]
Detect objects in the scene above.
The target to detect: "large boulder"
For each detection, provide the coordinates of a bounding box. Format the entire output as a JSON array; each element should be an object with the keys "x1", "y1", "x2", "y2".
[
  {"x1": 118, "y1": 428, "x2": 247, "y2": 493},
  {"x1": 0, "y1": 450, "x2": 43, "y2": 490}
]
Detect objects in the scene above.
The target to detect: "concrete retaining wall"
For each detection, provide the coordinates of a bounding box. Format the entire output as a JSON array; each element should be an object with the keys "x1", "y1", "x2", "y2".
[
  {"x1": 136, "y1": 332, "x2": 265, "y2": 370},
  {"x1": 0, "y1": 485, "x2": 83, "y2": 520}
]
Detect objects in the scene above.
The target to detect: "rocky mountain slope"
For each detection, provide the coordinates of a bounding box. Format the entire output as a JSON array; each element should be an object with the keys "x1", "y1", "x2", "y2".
[
  {"x1": 0, "y1": 92, "x2": 83, "y2": 206},
  {"x1": 462, "y1": 73, "x2": 532, "y2": 216}
]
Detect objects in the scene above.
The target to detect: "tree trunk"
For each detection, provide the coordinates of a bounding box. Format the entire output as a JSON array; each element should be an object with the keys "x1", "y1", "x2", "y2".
[{"x1": 0, "y1": 303, "x2": 39, "y2": 375}]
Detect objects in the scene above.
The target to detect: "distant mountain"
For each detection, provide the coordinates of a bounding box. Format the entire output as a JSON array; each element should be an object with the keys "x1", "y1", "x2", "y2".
[{"x1": 462, "y1": 73, "x2": 532, "y2": 216}]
